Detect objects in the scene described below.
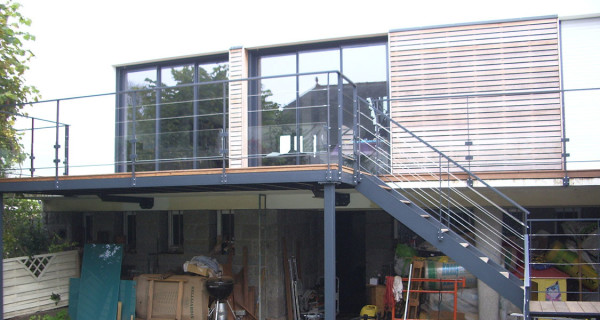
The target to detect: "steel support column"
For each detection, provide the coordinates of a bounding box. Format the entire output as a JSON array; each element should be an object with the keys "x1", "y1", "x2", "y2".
[{"x1": 324, "y1": 183, "x2": 336, "y2": 320}]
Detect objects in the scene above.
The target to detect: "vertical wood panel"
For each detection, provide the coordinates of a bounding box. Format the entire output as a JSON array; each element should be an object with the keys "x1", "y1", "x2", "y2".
[
  {"x1": 228, "y1": 48, "x2": 249, "y2": 168},
  {"x1": 389, "y1": 18, "x2": 562, "y2": 173}
]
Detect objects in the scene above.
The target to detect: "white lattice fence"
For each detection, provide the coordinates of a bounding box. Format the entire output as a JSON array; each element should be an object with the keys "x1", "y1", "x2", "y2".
[{"x1": 3, "y1": 250, "x2": 80, "y2": 318}]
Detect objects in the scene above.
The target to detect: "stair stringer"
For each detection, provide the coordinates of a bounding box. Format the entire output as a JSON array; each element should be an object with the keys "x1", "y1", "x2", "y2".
[{"x1": 355, "y1": 174, "x2": 524, "y2": 308}]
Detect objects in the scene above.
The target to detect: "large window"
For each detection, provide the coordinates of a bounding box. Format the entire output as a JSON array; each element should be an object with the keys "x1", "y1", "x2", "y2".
[
  {"x1": 248, "y1": 39, "x2": 388, "y2": 166},
  {"x1": 116, "y1": 57, "x2": 229, "y2": 172},
  {"x1": 561, "y1": 17, "x2": 600, "y2": 170}
]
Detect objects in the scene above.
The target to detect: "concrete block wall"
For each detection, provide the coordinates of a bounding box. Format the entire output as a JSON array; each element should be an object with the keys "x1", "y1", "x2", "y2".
[
  {"x1": 183, "y1": 210, "x2": 217, "y2": 256},
  {"x1": 231, "y1": 209, "x2": 324, "y2": 320},
  {"x1": 234, "y1": 209, "x2": 285, "y2": 319},
  {"x1": 45, "y1": 207, "x2": 328, "y2": 320},
  {"x1": 365, "y1": 211, "x2": 395, "y2": 282},
  {"x1": 43, "y1": 211, "x2": 83, "y2": 245}
]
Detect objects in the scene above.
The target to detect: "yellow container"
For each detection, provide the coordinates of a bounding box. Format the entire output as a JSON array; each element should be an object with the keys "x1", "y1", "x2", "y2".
[
  {"x1": 532, "y1": 278, "x2": 567, "y2": 301},
  {"x1": 360, "y1": 305, "x2": 378, "y2": 319}
]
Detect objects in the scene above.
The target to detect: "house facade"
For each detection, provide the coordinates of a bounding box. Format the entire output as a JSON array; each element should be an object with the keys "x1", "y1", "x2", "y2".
[{"x1": 2, "y1": 15, "x2": 600, "y2": 320}]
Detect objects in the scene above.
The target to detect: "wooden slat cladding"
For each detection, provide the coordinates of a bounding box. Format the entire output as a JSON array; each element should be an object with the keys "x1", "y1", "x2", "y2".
[
  {"x1": 228, "y1": 47, "x2": 249, "y2": 168},
  {"x1": 389, "y1": 18, "x2": 562, "y2": 173}
]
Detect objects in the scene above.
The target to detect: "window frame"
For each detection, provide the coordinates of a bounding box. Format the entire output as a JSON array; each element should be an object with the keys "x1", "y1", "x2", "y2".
[
  {"x1": 247, "y1": 36, "x2": 390, "y2": 167},
  {"x1": 115, "y1": 53, "x2": 230, "y2": 172},
  {"x1": 168, "y1": 210, "x2": 184, "y2": 251}
]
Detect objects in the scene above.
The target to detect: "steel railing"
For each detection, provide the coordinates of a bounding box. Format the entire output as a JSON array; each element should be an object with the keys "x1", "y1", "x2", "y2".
[
  {"x1": 4, "y1": 71, "x2": 360, "y2": 179},
  {"x1": 353, "y1": 95, "x2": 531, "y2": 312},
  {"x1": 528, "y1": 217, "x2": 600, "y2": 302}
]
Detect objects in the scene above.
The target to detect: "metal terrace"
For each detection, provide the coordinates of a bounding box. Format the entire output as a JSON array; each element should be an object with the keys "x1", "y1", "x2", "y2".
[{"x1": 1, "y1": 70, "x2": 600, "y2": 319}]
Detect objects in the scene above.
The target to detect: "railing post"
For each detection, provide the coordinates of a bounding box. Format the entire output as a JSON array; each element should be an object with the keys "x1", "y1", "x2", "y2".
[
  {"x1": 438, "y1": 154, "x2": 443, "y2": 224},
  {"x1": 523, "y1": 216, "x2": 531, "y2": 318},
  {"x1": 54, "y1": 100, "x2": 61, "y2": 186},
  {"x1": 374, "y1": 99, "x2": 381, "y2": 176},
  {"x1": 337, "y1": 73, "x2": 343, "y2": 180},
  {"x1": 295, "y1": 69, "x2": 301, "y2": 165},
  {"x1": 352, "y1": 84, "x2": 359, "y2": 181},
  {"x1": 221, "y1": 82, "x2": 228, "y2": 183},
  {"x1": 130, "y1": 93, "x2": 138, "y2": 184},
  {"x1": 64, "y1": 124, "x2": 69, "y2": 176},
  {"x1": 155, "y1": 72, "x2": 162, "y2": 171},
  {"x1": 326, "y1": 73, "x2": 332, "y2": 176},
  {"x1": 30, "y1": 118, "x2": 35, "y2": 177},
  {"x1": 193, "y1": 72, "x2": 199, "y2": 169},
  {"x1": 466, "y1": 96, "x2": 472, "y2": 172},
  {"x1": 560, "y1": 88, "x2": 570, "y2": 186}
]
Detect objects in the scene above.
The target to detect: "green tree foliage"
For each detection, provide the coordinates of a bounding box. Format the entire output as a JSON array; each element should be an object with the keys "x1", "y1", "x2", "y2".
[
  {"x1": 1, "y1": 1, "x2": 74, "y2": 259},
  {"x1": 3, "y1": 195, "x2": 76, "y2": 258},
  {"x1": 0, "y1": 0, "x2": 39, "y2": 174},
  {"x1": 2, "y1": 196, "x2": 45, "y2": 258}
]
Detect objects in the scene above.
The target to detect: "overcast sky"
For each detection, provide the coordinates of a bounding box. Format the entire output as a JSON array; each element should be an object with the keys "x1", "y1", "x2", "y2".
[
  {"x1": 8, "y1": 0, "x2": 600, "y2": 175},
  {"x1": 19, "y1": 0, "x2": 600, "y2": 100}
]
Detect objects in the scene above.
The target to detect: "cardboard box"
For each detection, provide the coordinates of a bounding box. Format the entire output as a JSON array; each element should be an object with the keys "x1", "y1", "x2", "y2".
[
  {"x1": 184, "y1": 262, "x2": 215, "y2": 277},
  {"x1": 135, "y1": 274, "x2": 208, "y2": 320},
  {"x1": 366, "y1": 285, "x2": 386, "y2": 314}
]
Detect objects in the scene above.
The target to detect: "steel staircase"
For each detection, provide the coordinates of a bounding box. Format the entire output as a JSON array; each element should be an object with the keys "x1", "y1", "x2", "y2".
[
  {"x1": 350, "y1": 97, "x2": 529, "y2": 310},
  {"x1": 356, "y1": 173, "x2": 524, "y2": 307}
]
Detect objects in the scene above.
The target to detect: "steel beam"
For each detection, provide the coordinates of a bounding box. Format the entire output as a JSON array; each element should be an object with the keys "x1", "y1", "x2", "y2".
[{"x1": 0, "y1": 168, "x2": 356, "y2": 194}]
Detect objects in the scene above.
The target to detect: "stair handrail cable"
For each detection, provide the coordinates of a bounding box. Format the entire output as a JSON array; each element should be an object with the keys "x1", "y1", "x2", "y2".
[
  {"x1": 354, "y1": 96, "x2": 528, "y2": 277},
  {"x1": 368, "y1": 104, "x2": 530, "y2": 219}
]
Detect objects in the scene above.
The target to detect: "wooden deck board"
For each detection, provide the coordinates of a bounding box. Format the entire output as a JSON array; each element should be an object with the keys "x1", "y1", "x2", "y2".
[
  {"x1": 3, "y1": 166, "x2": 600, "y2": 185},
  {"x1": 529, "y1": 301, "x2": 542, "y2": 313},
  {"x1": 552, "y1": 301, "x2": 569, "y2": 313},
  {"x1": 0, "y1": 164, "x2": 346, "y2": 183},
  {"x1": 589, "y1": 301, "x2": 600, "y2": 313},
  {"x1": 530, "y1": 301, "x2": 600, "y2": 317},
  {"x1": 539, "y1": 301, "x2": 555, "y2": 313},
  {"x1": 579, "y1": 301, "x2": 598, "y2": 314}
]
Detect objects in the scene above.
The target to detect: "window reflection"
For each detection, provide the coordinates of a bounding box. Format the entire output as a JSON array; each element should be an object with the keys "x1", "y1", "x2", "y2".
[
  {"x1": 250, "y1": 42, "x2": 388, "y2": 167},
  {"x1": 123, "y1": 69, "x2": 156, "y2": 90},
  {"x1": 117, "y1": 61, "x2": 229, "y2": 172},
  {"x1": 160, "y1": 64, "x2": 194, "y2": 170}
]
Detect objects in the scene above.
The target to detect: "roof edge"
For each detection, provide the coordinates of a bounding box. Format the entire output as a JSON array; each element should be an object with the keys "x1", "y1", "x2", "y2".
[
  {"x1": 245, "y1": 32, "x2": 388, "y2": 51},
  {"x1": 389, "y1": 15, "x2": 558, "y2": 33},
  {"x1": 113, "y1": 49, "x2": 230, "y2": 69},
  {"x1": 559, "y1": 13, "x2": 600, "y2": 21}
]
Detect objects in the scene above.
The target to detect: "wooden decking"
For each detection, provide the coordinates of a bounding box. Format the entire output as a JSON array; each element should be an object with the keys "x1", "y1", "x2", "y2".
[
  {"x1": 0, "y1": 164, "x2": 357, "y2": 195},
  {"x1": 530, "y1": 301, "x2": 600, "y2": 318},
  {"x1": 0, "y1": 164, "x2": 350, "y2": 183}
]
